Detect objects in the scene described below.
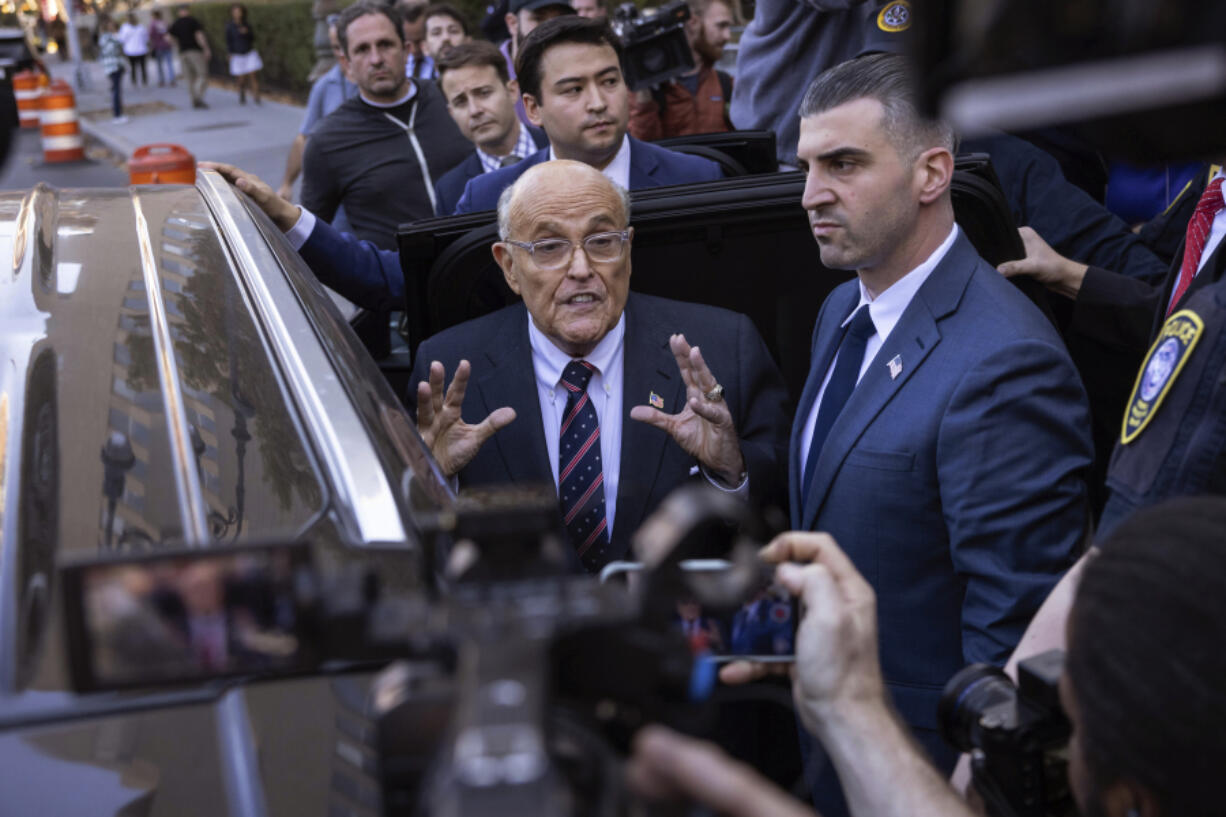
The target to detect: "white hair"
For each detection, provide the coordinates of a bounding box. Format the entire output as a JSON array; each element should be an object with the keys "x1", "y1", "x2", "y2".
[{"x1": 496, "y1": 163, "x2": 631, "y2": 240}]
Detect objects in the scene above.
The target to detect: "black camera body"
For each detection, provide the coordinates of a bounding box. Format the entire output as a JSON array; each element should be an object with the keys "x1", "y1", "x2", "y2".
[
  {"x1": 611, "y1": 0, "x2": 695, "y2": 91},
  {"x1": 939, "y1": 650, "x2": 1075, "y2": 817}
]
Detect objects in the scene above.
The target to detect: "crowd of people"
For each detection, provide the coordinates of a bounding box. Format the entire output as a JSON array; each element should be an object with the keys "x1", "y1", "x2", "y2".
[
  {"x1": 92, "y1": 3, "x2": 262, "y2": 121},
  {"x1": 203, "y1": 1, "x2": 1225, "y2": 815}
]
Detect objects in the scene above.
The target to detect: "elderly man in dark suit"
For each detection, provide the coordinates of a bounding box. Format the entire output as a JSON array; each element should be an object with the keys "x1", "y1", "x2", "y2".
[
  {"x1": 783, "y1": 54, "x2": 1092, "y2": 817},
  {"x1": 412, "y1": 159, "x2": 787, "y2": 570}
]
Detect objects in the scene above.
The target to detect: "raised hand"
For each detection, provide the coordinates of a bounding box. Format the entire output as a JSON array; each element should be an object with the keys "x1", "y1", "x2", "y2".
[
  {"x1": 629, "y1": 333, "x2": 746, "y2": 486},
  {"x1": 416, "y1": 359, "x2": 516, "y2": 478}
]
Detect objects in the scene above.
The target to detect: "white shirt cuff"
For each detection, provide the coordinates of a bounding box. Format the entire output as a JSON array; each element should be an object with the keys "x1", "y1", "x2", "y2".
[
  {"x1": 284, "y1": 206, "x2": 315, "y2": 250},
  {"x1": 701, "y1": 465, "x2": 749, "y2": 498}
]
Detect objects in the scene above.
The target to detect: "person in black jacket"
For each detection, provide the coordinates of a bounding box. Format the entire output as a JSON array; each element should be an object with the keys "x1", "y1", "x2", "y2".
[
  {"x1": 301, "y1": 1, "x2": 470, "y2": 248},
  {"x1": 225, "y1": 3, "x2": 262, "y2": 105}
]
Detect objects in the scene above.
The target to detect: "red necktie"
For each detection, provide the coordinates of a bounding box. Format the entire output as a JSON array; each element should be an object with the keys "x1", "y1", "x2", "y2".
[{"x1": 1168, "y1": 176, "x2": 1224, "y2": 315}]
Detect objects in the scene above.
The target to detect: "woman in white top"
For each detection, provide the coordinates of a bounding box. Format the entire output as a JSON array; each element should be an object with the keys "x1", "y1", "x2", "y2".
[{"x1": 117, "y1": 12, "x2": 149, "y2": 87}]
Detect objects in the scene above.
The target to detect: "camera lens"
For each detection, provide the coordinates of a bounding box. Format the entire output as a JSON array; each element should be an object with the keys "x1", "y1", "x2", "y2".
[{"x1": 938, "y1": 663, "x2": 1017, "y2": 752}]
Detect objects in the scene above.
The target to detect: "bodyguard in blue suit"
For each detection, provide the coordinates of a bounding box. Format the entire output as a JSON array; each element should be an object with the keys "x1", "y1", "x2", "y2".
[{"x1": 787, "y1": 56, "x2": 1092, "y2": 817}]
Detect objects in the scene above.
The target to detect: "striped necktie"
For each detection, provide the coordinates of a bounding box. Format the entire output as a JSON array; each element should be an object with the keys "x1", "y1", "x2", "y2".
[
  {"x1": 1169, "y1": 176, "x2": 1224, "y2": 315},
  {"x1": 558, "y1": 360, "x2": 609, "y2": 572}
]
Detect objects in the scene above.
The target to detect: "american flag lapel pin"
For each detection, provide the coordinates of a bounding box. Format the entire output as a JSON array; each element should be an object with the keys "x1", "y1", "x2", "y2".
[
  {"x1": 649, "y1": 391, "x2": 664, "y2": 409},
  {"x1": 887, "y1": 355, "x2": 903, "y2": 380}
]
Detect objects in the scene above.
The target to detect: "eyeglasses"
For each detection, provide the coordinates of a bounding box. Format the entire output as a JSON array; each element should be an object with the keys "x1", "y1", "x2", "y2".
[{"x1": 502, "y1": 230, "x2": 630, "y2": 269}]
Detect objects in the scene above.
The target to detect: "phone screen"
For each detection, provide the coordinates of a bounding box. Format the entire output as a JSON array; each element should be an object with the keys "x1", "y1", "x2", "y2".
[{"x1": 674, "y1": 581, "x2": 796, "y2": 663}]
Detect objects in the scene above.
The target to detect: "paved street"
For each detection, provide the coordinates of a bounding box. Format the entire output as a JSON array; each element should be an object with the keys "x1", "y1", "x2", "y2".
[
  {"x1": 0, "y1": 126, "x2": 126, "y2": 188},
  {"x1": 0, "y1": 57, "x2": 307, "y2": 194}
]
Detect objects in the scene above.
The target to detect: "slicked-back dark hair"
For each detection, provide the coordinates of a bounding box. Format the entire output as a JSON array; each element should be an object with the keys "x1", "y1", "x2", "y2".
[
  {"x1": 515, "y1": 15, "x2": 621, "y2": 102},
  {"x1": 799, "y1": 53, "x2": 955, "y2": 160},
  {"x1": 437, "y1": 39, "x2": 511, "y2": 85},
  {"x1": 337, "y1": 0, "x2": 405, "y2": 56},
  {"x1": 1068, "y1": 496, "x2": 1226, "y2": 817}
]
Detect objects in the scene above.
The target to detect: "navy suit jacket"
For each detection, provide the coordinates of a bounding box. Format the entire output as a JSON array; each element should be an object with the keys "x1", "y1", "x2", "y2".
[
  {"x1": 410, "y1": 292, "x2": 789, "y2": 565},
  {"x1": 791, "y1": 230, "x2": 1092, "y2": 739},
  {"x1": 452, "y1": 136, "x2": 724, "y2": 214},
  {"x1": 434, "y1": 125, "x2": 549, "y2": 217}
]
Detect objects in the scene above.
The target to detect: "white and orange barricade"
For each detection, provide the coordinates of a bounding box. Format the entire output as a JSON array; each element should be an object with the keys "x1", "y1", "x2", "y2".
[
  {"x1": 14, "y1": 71, "x2": 41, "y2": 128},
  {"x1": 39, "y1": 80, "x2": 85, "y2": 163}
]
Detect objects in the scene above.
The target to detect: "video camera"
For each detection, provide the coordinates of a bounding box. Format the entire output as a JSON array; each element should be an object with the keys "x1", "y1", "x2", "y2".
[
  {"x1": 939, "y1": 651, "x2": 1075, "y2": 817},
  {"x1": 610, "y1": 0, "x2": 695, "y2": 91},
  {"x1": 59, "y1": 485, "x2": 781, "y2": 817}
]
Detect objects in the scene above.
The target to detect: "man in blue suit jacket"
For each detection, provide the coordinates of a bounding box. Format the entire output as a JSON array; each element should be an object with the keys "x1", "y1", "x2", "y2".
[
  {"x1": 783, "y1": 56, "x2": 1092, "y2": 817},
  {"x1": 452, "y1": 16, "x2": 722, "y2": 214}
]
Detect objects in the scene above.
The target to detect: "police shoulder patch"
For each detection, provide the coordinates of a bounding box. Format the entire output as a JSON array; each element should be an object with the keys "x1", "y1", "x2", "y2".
[
  {"x1": 1121, "y1": 309, "x2": 1204, "y2": 445},
  {"x1": 877, "y1": 1, "x2": 911, "y2": 33}
]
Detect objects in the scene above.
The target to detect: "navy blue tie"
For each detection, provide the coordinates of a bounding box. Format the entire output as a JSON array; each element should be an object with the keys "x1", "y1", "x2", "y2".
[
  {"x1": 558, "y1": 360, "x2": 610, "y2": 572},
  {"x1": 801, "y1": 306, "x2": 876, "y2": 503}
]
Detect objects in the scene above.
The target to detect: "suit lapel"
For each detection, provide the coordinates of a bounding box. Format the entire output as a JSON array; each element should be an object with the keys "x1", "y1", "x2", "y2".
[
  {"x1": 799, "y1": 234, "x2": 978, "y2": 530},
  {"x1": 628, "y1": 138, "x2": 661, "y2": 189},
  {"x1": 788, "y1": 285, "x2": 859, "y2": 526},
  {"x1": 613, "y1": 296, "x2": 684, "y2": 542},
  {"x1": 473, "y1": 306, "x2": 554, "y2": 486}
]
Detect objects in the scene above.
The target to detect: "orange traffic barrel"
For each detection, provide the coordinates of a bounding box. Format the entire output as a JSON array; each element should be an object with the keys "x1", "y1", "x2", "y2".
[
  {"x1": 40, "y1": 80, "x2": 84, "y2": 163},
  {"x1": 129, "y1": 144, "x2": 197, "y2": 185},
  {"x1": 14, "y1": 70, "x2": 40, "y2": 128}
]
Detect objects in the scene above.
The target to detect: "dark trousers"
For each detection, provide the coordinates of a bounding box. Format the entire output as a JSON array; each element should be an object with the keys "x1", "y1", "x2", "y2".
[
  {"x1": 127, "y1": 53, "x2": 147, "y2": 86},
  {"x1": 108, "y1": 70, "x2": 123, "y2": 118}
]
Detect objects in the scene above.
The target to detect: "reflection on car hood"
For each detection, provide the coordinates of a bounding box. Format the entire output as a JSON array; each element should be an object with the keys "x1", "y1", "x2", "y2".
[{"x1": 0, "y1": 183, "x2": 330, "y2": 693}]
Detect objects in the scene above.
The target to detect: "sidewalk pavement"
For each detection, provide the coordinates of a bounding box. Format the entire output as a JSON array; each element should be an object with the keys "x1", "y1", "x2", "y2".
[{"x1": 51, "y1": 58, "x2": 306, "y2": 195}]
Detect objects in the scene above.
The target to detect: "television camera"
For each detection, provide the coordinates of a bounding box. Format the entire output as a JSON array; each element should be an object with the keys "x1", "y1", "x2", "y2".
[
  {"x1": 60, "y1": 485, "x2": 783, "y2": 817},
  {"x1": 610, "y1": 0, "x2": 695, "y2": 91}
]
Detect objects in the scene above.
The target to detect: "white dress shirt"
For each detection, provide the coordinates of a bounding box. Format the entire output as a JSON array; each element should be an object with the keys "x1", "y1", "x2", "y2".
[
  {"x1": 550, "y1": 134, "x2": 632, "y2": 191},
  {"x1": 530, "y1": 313, "x2": 627, "y2": 536},
  {"x1": 799, "y1": 223, "x2": 960, "y2": 484},
  {"x1": 1167, "y1": 167, "x2": 1226, "y2": 313}
]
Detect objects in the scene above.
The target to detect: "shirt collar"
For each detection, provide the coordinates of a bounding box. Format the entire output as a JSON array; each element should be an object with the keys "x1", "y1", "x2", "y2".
[
  {"x1": 528, "y1": 311, "x2": 626, "y2": 390},
  {"x1": 844, "y1": 223, "x2": 960, "y2": 338},
  {"x1": 359, "y1": 82, "x2": 417, "y2": 108},
  {"x1": 549, "y1": 134, "x2": 632, "y2": 190},
  {"x1": 476, "y1": 121, "x2": 539, "y2": 174}
]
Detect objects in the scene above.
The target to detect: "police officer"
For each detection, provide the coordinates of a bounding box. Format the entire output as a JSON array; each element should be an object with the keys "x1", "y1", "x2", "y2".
[{"x1": 1097, "y1": 270, "x2": 1226, "y2": 535}]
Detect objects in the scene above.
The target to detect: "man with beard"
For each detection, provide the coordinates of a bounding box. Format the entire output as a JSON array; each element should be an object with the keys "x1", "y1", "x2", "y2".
[
  {"x1": 628, "y1": 0, "x2": 736, "y2": 140},
  {"x1": 300, "y1": 1, "x2": 470, "y2": 248}
]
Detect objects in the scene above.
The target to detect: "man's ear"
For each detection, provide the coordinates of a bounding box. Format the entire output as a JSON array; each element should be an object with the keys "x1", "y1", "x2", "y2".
[
  {"x1": 915, "y1": 147, "x2": 954, "y2": 205},
  {"x1": 493, "y1": 243, "x2": 522, "y2": 295},
  {"x1": 339, "y1": 54, "x2": 352, "y2": 74},
  {"x1": 507, "y1": 78, "x2": 521, "y2": 99},
  {"x1": 523, "y1": 93, "x2": 544, "y2": 128},
  {"x1": 504, "y1": 11, "x2": 518, "y2": 36}
]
